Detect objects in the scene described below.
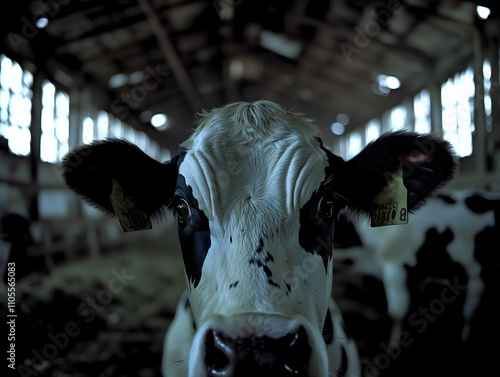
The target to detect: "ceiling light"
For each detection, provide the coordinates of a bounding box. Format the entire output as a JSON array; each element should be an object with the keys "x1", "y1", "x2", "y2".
[
  {"x1": 477, "y1": 6, "x2": 491, "y2": 20},
  {"x1": 331, "y1": 122, "x2": 345, "y2": 135},
  {"x1": 109, "y1": 74, "x2": 128, "y2": 88},
  {"x1": 378, "y1": 74, "x2": 401, "y2": 90},
  {"x1": 336, "y1": 113, "x2": 350, "y2": 125},
  {"x1": 36, "y1": 18, "x2": 49, "y2": 29},
  {"x1": 151, "y1": 113, "x2": 168, "y2": 130}
]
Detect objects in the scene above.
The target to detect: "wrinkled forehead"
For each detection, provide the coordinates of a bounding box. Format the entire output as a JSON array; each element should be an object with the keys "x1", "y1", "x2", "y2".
[{"x1": 178, "y1": 138, "x2": 329, "y2": 220}]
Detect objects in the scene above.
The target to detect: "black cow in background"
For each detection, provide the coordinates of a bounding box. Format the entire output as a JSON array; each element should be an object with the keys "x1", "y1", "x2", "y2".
[{"x1": 1, "y1": 213, "x2": 37, "y2": 283}]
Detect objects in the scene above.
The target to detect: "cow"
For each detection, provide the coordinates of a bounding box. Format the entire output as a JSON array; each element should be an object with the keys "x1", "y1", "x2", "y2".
[
  {"x1": 61, "y1": 100, "x2": 457, "y2": 377},
  {"x1": 332, "y1": 190, "x2": 500, "y2": 377}
]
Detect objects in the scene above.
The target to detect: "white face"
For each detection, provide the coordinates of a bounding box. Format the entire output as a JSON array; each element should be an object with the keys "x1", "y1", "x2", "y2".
[
  {"x1": 173, "y1": 124, "x2": 337, "y2": 376},
  {"x1": 61, "y1": 100, "x2": 457, "y2": 377}
]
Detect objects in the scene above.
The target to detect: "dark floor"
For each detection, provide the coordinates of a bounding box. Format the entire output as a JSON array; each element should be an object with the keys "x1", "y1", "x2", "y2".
[{"x1": 3, "y1": 244, "x2": 185, "y2": 377}]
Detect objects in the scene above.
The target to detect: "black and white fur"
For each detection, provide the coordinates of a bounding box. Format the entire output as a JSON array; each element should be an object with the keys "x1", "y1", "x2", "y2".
[{"x1": 62, "y1": 101, "x2": 457, "y2": 377}]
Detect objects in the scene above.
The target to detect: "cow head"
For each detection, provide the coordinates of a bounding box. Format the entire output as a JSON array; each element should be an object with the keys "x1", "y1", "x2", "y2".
[{"x1": 62, "y1": 101, "x2": 456, "y2": 377}]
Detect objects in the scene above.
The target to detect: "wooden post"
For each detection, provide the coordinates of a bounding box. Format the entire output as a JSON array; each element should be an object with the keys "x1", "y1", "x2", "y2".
[
  {"x1": 68, "y1": 86, "x2": 82, "y2": 149},
  {"x1": 29, "y1": 71, "x2": 44, "y2": 221},
  {"x1": 137, "y1": 0, "x2": 203, "y2": 112},
  {"x1": 486, "y1": 20, "x2": 500, "y2": 173},
  {"x1": 428, "y1": 79, "x2": 443, "y2": 137},
  {"x1": 472, "y1": 27, "x2": 487, "y2": 177},
  {"x1": 403, "y1": 97, "x2": 415, "y2": 131}
]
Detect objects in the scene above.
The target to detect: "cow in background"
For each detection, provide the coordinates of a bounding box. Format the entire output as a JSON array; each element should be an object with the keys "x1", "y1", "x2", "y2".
[
  {"x1": 62, "y1": 100, "x2": 457, "y2": 377},
  {"x1": 1, "y1": 213, "x2": 37, "y2": 284},
  {"x1": 333, "y1": 190, "x2": 500, "y2": 377}
]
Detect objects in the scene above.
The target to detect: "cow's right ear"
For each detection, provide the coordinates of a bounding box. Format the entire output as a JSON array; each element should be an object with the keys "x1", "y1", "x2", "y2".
[{"x1": 61, "y1": 139, "x2": 181, "y2": 220}]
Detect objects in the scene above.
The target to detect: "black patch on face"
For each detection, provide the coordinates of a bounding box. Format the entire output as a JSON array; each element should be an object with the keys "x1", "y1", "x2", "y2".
[
  {"x1": 263, "y1": 265, "x2": 280, "y2": 288},
  {"x1": 284, "y1": 280, "x2": 291, "y2": 293},
  {"x1": 229, "y1": 281, "x2": 239, "y2": 289},
  {"x1": 249, "y1": 258, "x2": 261, "y2": 267},
  {"x1": 248, "y1": 238, "x2": 280, "y2": 288},
  {"x1": 322, "y1": 308, "x2": 334, "y2": 345},
  {"x1": 256, "y1": 238, "x2": 264, "y2": 253},
  {"x1": 174, "y1": 173, "x2": 211, "y2": 288},
  {"x1": 298, "y1": 159, "x2": 338, "y2": 271}
]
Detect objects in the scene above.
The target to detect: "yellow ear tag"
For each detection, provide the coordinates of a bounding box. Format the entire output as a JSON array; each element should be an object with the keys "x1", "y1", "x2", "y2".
[
  {"x1": 371, "y1": 166, "x2": 408, "y2": 227},
  {"x1": 109, "y1": 177, "x2": 152, "y2": 232}
]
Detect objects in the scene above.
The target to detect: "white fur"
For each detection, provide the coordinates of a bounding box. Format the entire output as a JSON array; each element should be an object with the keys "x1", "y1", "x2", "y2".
[
  {"x1": 163, "y1": 101, "x2": 360, "y2": 376},
  {"x1": 164, "y1": 294, "x2": 361, "y2": 377}
]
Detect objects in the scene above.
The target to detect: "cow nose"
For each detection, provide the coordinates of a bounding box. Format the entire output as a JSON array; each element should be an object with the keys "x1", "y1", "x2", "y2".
[{"x1": 204, "y1": 326, "x2": 311, "y2": 377}]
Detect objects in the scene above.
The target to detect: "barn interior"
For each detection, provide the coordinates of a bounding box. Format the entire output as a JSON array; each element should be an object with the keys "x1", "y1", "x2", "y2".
[{"x1": 1, "y1": 1, "x2": 499, "y2": 376}]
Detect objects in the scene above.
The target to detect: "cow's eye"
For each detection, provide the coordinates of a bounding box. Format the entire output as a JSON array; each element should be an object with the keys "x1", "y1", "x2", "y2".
[
  {"x1": 317, "y1": 194, "x2": 334, "y2": 218},
  {"x1": 176, "y1": 199, "x2": 192, "y2": 225}
]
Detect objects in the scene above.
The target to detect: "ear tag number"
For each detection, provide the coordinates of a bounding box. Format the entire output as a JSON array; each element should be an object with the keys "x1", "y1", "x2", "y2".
[
  {"x1": 371, "y1": 166, "x2": 408, "y2": 227},
  {"x1": 109, "y1": 177, "x2": 152, "y2": 232}
]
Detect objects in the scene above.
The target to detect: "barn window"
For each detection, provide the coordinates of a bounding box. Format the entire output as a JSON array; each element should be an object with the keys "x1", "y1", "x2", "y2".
[
  {"x1": 96, "y1": 110, "x2": 109, "y2": 139},
  {"x1": 388, "y1": 105, "x2": 408, "y2": 131},
  {"x1": 110, "y1": 116, "x2": 124, "y2": 138},
  {"x1": 346, "y1": 131, "x2": 362, "y2": 160},
  {"x1": 365, "y1": 118, "x2": 381, "y2": 144},
  {"x1": 414, "y1": 89, "x2": 431, "y2": 134},
  {"x1": 0, "y1": 54, "x2": 33, "y2": 156},
  {"x1": 40, "y1": 81, "x2": 69, "y2": 162},
  {"x1": 441, "y1": 67, "x2": 475, "y2": 157},
  {"x1": 82, "y1": 116, "x2": 94, "y2": 144},
  {"x1": 81, "y1": 107, "x2": 166, "y2": 160}
]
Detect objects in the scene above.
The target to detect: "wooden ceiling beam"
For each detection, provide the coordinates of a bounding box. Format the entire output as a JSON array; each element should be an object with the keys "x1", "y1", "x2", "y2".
[
  {"x1": 261, "y1": 68, "x2": 382, "y2": 121},
  {"x1": 137, "y1": 0, "x2": 203, "y2": 112},
  {"x1": 54, "y1": 2, "x2": 211, "y2": 56},
  {"x1": 263, "y1": 58, "x2": 380, "y2": 106},
  {"x1": 298, "y1": 56, "x2": 374, "y2": 87},
  {"x1": 287, "y1": 12, "x2": 435, "y2": 68}
]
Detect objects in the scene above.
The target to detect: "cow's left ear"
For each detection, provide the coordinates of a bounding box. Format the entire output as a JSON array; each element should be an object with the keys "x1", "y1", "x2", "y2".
[
  {"x1": 328, "y1": 131, "x2": 458, "y2": 215},
  {"x1": 61, "y1": 139, "x2": 180, "y2": 220}
]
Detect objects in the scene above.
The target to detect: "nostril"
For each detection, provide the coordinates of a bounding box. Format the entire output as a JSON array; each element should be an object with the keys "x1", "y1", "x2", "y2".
[
  {"x1": 279, "y1": 326, "x2": 311, "y2": 376},
  {"x1": 205, "y1": 330, "x2": 234, "y2": 376}
]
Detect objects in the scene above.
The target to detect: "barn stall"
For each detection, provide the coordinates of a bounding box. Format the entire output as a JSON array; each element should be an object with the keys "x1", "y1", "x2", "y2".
[{"x1": 1, "y1": 1, "x2": 499, "y2": 376}]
